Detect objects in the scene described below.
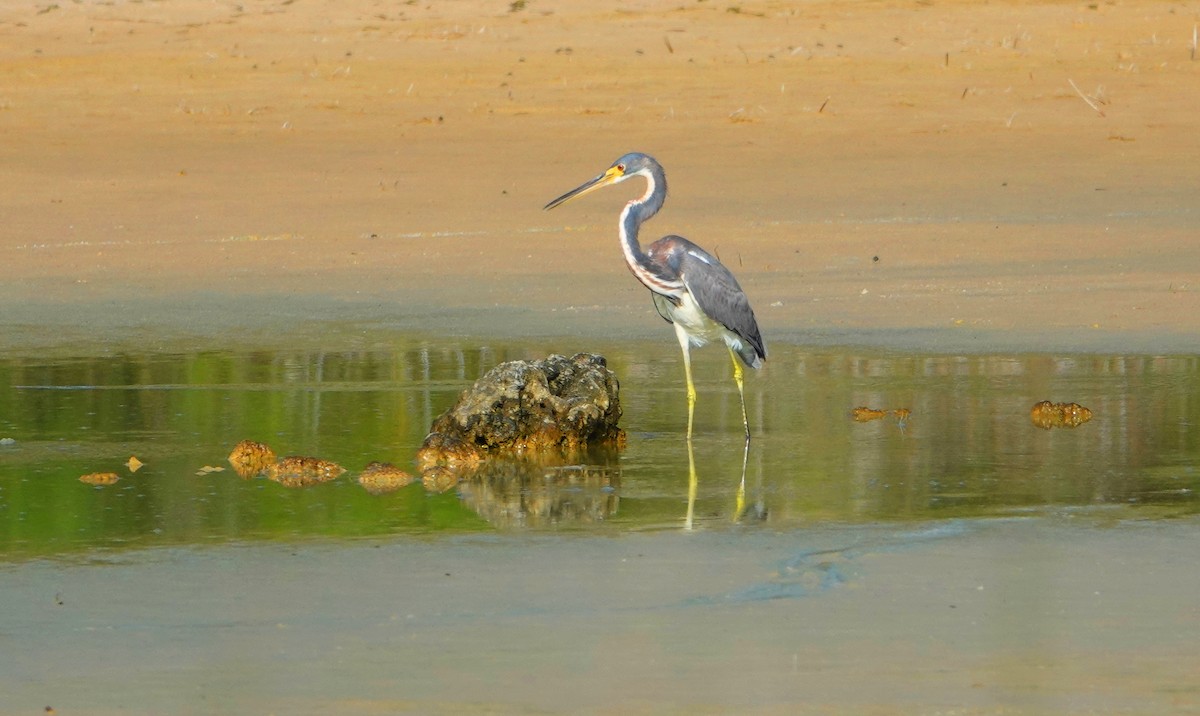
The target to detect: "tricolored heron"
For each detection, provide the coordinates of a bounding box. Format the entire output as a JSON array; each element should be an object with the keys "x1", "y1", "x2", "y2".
[{"x1": 544, "y1": 152, "x2": 766, "y2": 443}]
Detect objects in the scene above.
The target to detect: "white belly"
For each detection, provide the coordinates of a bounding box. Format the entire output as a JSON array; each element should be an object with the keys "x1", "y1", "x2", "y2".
[{"x1": 655, "y1": 291, "x2": 741, "y2": 350}]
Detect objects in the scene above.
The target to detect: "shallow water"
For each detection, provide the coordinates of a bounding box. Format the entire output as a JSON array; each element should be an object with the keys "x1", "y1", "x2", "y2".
[
  {"x1": 0, "y1": 334, "x2": 1196, "y2": 557},
  {"x1": 2, "y1": 333, "x2": 1199, "y2": 714}
]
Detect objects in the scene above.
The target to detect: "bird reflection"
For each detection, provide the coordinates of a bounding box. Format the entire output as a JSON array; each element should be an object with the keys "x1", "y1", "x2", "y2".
[{"x1": 684, "y1": 436, "x2": 758, "y2": 530}]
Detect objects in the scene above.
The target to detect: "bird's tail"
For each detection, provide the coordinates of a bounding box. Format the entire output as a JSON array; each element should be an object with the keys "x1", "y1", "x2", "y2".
[{"x1": 732, "y1": 339, "x2": 764, "y2": 370}]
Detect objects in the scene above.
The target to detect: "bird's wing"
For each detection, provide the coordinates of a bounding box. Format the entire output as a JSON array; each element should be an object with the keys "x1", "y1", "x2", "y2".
[{"x1": 678, "y1": 248, "x2": 766, "y2": 363}]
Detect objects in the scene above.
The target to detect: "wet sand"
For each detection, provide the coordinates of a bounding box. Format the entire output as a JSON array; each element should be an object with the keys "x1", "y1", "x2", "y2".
[
  {"x1": 4, "y1": 520, "x2": 1199, "y2": 715},
  {"x1": 1, "y1": 0, "x2": 1198, "y2": 353},
  {"x1": 2, "y1": 2, "x2": 1199, "y2": 713}
]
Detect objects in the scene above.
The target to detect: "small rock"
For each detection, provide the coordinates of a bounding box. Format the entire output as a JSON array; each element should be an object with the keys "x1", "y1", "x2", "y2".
[{"x1": 266, "y1": 456, "x2": 346, "y2": 488}]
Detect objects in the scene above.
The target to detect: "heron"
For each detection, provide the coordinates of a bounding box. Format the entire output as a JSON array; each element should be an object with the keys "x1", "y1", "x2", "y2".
[{"x1": 543, "y1": 152, "x2": 766, "y2": 443}]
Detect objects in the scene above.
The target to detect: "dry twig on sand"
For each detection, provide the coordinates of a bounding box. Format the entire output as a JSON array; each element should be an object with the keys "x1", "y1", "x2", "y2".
[{"x1": 1068, "y1": 78, "x2": 1106, "y2": 117}]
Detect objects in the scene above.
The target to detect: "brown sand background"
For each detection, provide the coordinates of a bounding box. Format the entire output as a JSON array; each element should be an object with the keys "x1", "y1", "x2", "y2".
[{"x1": 2, "y1": 0, "x2": 1198, "y2": 352}]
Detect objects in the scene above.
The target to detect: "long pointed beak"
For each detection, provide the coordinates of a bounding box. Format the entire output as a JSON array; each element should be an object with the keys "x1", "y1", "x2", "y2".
[{"x1": 543, "y1": 165, "x2": 623, "y2": 210}]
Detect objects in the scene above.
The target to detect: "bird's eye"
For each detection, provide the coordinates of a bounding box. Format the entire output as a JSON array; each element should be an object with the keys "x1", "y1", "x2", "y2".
[{"x1": 617, "y1": 164, "x2": 625, "y2": 172}]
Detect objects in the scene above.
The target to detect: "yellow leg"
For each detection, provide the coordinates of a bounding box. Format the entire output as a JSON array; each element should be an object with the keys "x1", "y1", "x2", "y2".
[
  {"x1": 674, "y1": 324, "x2": 697, "y2": 441},
  {"x1": 730, "y1": 348, "x2": 750, "y2": 520},
  {"x1": 729, "y1": 347, "x2": 750, "y2": 444}
]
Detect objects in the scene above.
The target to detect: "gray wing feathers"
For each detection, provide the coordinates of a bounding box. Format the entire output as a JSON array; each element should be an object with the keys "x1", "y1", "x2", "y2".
[{"x1": 680, "y1": 253, "x2": 766, "y2": 368}]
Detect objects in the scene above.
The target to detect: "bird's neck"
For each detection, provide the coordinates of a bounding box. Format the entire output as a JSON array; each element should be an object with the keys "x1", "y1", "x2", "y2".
[
  {"x1": 618, "y1": 169, "x2": 666, "y2": 261},
  {"x1": 618, "y1": 170, "x2": 678, "y2": 295}
]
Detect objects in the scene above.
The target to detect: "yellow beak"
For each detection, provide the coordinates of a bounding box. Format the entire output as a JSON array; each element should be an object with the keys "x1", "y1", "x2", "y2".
[{"x1": 543, "y1": 165, "x2": 625, "y2": 210}]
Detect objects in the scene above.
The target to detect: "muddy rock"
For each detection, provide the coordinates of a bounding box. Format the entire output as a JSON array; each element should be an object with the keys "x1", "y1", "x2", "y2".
[
  {"x1": 417, "y1": 353, "x2": 625, "y2": 470},
  {"x1": 357, "y1": 461, "x2": 415, "y2": 494}
]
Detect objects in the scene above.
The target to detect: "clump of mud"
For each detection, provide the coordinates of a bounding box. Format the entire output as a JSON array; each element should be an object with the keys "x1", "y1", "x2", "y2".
[
  {"x1": 228, "y1": 439, "x2": 412, "y2": 493},
  {"x1": 1030, "y1": 401, "x2": 1093, "y2": 429},
  {"x1": 266, "y1": 456, "x2": 347, "y2": 488},
  {"x1": 79, "y1": 472, "x2": 120, "y2": 486},
  {"x1": 227, "y1": 439, "x2": 277, "y2": 478},
  {"x1": 851, "y1": 407, "x2": 911, "y2": 424},
  {"x1": 228, "y1": 440, "x2": 343, "y2": 487},
  {"x1": 357, "y1": 461, "x2": 415, "y2": 494}
]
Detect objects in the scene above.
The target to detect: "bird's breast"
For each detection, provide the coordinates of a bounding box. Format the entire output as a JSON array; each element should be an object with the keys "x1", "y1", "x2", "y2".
[{"x1": 663, "y1": 291, "x2": 727, "y2": 346}]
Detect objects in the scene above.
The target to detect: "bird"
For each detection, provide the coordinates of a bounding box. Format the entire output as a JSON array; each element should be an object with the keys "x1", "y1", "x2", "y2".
[{"x1": 543, "y1": 152, "x2": 766, "y2": 443}]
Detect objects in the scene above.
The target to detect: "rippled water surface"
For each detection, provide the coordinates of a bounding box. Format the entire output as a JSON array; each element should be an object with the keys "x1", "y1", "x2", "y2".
[{"x1": 1, "y1": 334, "x2": 1196, "y2": 558}]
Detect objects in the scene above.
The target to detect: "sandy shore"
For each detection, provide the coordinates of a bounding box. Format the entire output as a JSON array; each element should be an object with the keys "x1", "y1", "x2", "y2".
[{"x1": 1, "y1": 0, "x2": 1197, "y2": 353}]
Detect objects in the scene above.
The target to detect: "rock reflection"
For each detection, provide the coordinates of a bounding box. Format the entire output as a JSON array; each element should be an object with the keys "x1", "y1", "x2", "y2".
[
  {"x1": 421, "y1": 465, "x2": 458, "y2": 493},
  {"x1": 455, "y1": 453, "x2": 621, "y2": 528}
]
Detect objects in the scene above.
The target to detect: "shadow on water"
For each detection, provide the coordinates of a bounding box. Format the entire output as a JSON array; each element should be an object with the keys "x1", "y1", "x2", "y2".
[{"x1": 0, "y1": 333, "x2": 1197, "y2": 558}]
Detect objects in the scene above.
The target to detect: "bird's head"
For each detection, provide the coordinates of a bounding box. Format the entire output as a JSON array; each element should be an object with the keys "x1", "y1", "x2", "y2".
[{"x1": 543, "y1": 152, "x2": 660, "y2": 210}]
